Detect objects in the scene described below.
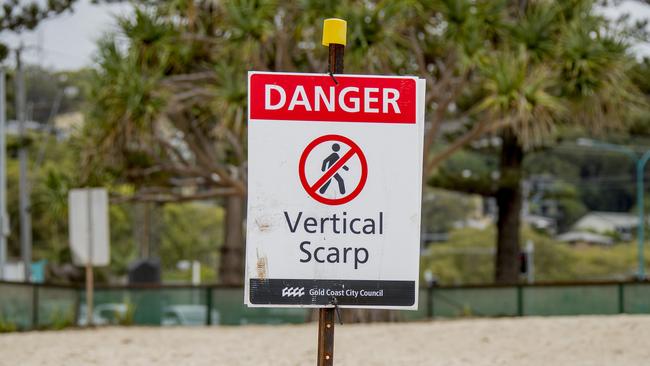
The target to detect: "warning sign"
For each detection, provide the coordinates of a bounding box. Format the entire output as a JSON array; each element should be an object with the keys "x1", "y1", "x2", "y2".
[
  {"x1": 298, "y1": 134, "x2": 367, "y2": 206},
  {"x1": 246, "y1": 72, "x2": 425, "y2": 309}
]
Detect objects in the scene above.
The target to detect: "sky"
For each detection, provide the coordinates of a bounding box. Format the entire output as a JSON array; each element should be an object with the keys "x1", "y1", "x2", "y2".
[
  {"x1": 0, "y1": 0, "x2": 132, "y2": 70},
  {"x1": 1, "y1": 0, "x2": 650, "y2": 71},
  {"x1": 598, "y1": 0, "x2": 650, "y2": 57}
]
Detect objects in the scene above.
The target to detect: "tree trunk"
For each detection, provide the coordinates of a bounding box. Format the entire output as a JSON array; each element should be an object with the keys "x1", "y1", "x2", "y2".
[
  {"x1": 495, "y1": 129, "x2": 524, "y2": 284},
  {"x1": 218, "y1": 194, "x2": 245, "y2": 285}
]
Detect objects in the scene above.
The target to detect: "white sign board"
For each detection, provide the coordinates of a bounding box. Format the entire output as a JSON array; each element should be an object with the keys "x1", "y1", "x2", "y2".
[
  {"x1": 246, "y1": 72, "x2": 425, "y2": 309},
  {"x1": 68, "y1": 188, "x2": 110, "y2": 266}
]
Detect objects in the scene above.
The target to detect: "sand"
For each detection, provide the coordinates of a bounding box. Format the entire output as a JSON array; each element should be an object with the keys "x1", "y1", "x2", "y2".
[{"x1": 1, "y1": 315, "x2": 649, "y2": 365}]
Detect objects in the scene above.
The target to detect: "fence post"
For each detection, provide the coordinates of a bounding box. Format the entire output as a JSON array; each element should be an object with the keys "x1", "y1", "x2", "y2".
[
  {"x1": 516, "y1": 285, "x2": 524, "y2": 316},
  {"x1": 427, "y1": 285, "x2": 434, "y2": 319},
  {"x1": 618, "y1": 282, "x2": 625, "y2": 314},
  {"x1": 32, "y1": 284, "x2": 39, "y2": 329},
  {"x1": 206, "y1": 286, "x2": 213, "y2": 325},
  {"x1": 74, "y1": 285, "x2": 81, "y2": 327}
]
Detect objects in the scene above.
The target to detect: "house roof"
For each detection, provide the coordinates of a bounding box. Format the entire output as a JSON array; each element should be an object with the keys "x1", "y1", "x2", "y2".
[{"x1": 573, "y1": 212, "x2": 638, "y2": 233}]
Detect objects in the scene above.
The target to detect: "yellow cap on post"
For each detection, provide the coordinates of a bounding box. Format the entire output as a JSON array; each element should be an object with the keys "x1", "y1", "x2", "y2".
[{"x1": 322, "y1": 18, "x2": 347, "y2": 46}]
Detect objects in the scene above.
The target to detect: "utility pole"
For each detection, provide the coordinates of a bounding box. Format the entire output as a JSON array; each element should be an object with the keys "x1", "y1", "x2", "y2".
[
  {"x1": 0, "y1": 68, "x2": 7, "y2": 279},
  {"x1": 16, "y1": 47, "x2": 32, "y2": 282}
]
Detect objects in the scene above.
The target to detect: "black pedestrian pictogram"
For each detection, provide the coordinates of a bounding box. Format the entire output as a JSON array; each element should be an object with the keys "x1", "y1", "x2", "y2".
[
  {"x1": 319, "y1": 143, "x2": 349, "y2": 195},
  {"x1": 299, "y1": 134, "x2": 368, "y2": 206}
]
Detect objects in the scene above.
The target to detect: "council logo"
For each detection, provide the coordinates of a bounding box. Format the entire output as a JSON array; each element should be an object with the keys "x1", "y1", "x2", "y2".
[{"x1": 281, "y1": 287, "x2": 305, "y2": 297}]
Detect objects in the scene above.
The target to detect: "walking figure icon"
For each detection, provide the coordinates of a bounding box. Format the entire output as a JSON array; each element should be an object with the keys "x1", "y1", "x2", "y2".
[
  {"x1": 299, "y1": 134, "x2": 368, "y2": 206},
  {"x1": 319, "y1": 143, "x2": 349, "y2": 195}
]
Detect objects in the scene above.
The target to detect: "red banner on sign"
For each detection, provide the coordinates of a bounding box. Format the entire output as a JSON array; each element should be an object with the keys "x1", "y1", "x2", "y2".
[{"x1": 249, "y1": 73, "x2": 417, "y2": 124}]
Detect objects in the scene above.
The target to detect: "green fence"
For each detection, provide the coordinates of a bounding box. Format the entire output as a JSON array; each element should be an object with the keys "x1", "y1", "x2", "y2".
[
  {"x1": 3, "y1": 281, "x2": 650, "y2": 330},
  {"x1": 78, "y1": 287, "x2": 309, "y2": 326},
  {"x1": 0, "y1": 282, "x2": 77, "y2": 331},
  {"x1": 429, "y1": 282, "x2": 650, "y2": 317}
]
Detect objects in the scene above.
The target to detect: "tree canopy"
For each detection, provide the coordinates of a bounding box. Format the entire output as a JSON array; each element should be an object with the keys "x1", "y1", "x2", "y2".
[{"x1": 79, "y1": 0, "x2": 648, "y2": 284}]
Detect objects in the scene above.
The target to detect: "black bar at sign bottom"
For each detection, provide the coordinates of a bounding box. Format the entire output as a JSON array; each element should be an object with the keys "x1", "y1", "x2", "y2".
[{"x1": 249, "y1": 278, "x2": 416, "y2": 306}]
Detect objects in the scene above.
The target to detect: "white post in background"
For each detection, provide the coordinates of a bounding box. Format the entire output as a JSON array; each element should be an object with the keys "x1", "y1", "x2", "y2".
[
  {"x1": 0, "y1": 68, "x2": 8, "y2": 280},
  {"x1": 526, "y1": 240, "x2": 535, "y2": 284},
  {"x1": 191, "y1": 260, "x2": 201, "y2": 305},
  {"x1": 191, "y1": 260, "x2": 201, "y2": 286},
  {"x1": 69, "y1": 188, "x2": 110, "y2": 327}
]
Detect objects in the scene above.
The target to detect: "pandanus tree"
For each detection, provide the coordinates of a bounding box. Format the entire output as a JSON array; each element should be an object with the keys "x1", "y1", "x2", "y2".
[
  {"x1": 428, "y1": 0, "x2": 643, "y2": 282},
  {"x1": 493, "y1": 1, "x2": 640, "y2": 283},
  {"x1": 85, "y1": 3, "x2": 250, "y2": 284}
]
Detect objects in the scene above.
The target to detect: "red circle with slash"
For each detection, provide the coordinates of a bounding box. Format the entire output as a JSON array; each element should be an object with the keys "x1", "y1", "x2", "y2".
[{"x1": 299, "y1": 134, "x2": 368, "y2": 206}]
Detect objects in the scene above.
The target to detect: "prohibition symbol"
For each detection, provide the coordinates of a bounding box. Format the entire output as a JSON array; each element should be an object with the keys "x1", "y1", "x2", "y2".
[{"x1": 299, "y1": 134, "x2": 368, "y2": 205}]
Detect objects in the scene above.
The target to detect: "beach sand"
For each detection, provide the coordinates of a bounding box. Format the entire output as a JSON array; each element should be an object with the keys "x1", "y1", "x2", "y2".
[{"x1": 2, "y1": 315, "x2": 649, "y2": 365}]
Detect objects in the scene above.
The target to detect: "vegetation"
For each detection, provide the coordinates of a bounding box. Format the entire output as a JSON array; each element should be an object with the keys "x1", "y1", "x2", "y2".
[
  {"x1": 115, "y1": 301, "x2": 136, "y2": 326},
  {"x1": 422, "y1": 226, "x2": 649, "y2": 284},
  {"x1": 0, "y1": 314, "x2": 18, "y2": 333},
  {"x1": 2, "y1": 0, "x2": 650, "y2": 288},
  {"x1": 422, "y1": 189, "x2": 480, "y2": 234},
  {"x1": 80, "y1": 0, "x2": 644, "y2": 285},
  {"x1": 4, "y1": 125, "x2": 223, "y2": 282},
  {"x1": 426, "y1": 0, "x2": 643, "y2": 283},
  {"x1": 46, "y1": 307, "x2": 76, "y2": 330},
  {"x1": 0, "y1": 0, "x2": 77, "y2": 32},
  {"x1": 431, "y1": 135, "x2": 650, "y2": 233},
  {"x1": 0, "y1": 0, "x2": 80, "y2": 61}
]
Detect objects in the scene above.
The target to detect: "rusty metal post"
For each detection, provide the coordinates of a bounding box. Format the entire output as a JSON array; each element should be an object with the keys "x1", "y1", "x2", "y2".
[
  {"x1": 317, "y1": 18, "x2": 346, "y2": 366},
  {"x1": 328, "y1": 44, "x2": 344, "y2": 75},
  {"x1": 317, "y1": 307, "x2": 335, "y2": 366}
]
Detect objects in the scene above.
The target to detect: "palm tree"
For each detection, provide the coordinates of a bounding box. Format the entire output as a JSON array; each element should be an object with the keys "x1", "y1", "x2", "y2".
[
  {"x1": 417, "y1": 0, "x2": 642, "y2": 283},
  {"x1": 465, "y1": 1, "x2": 640, "y2": 282}
]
